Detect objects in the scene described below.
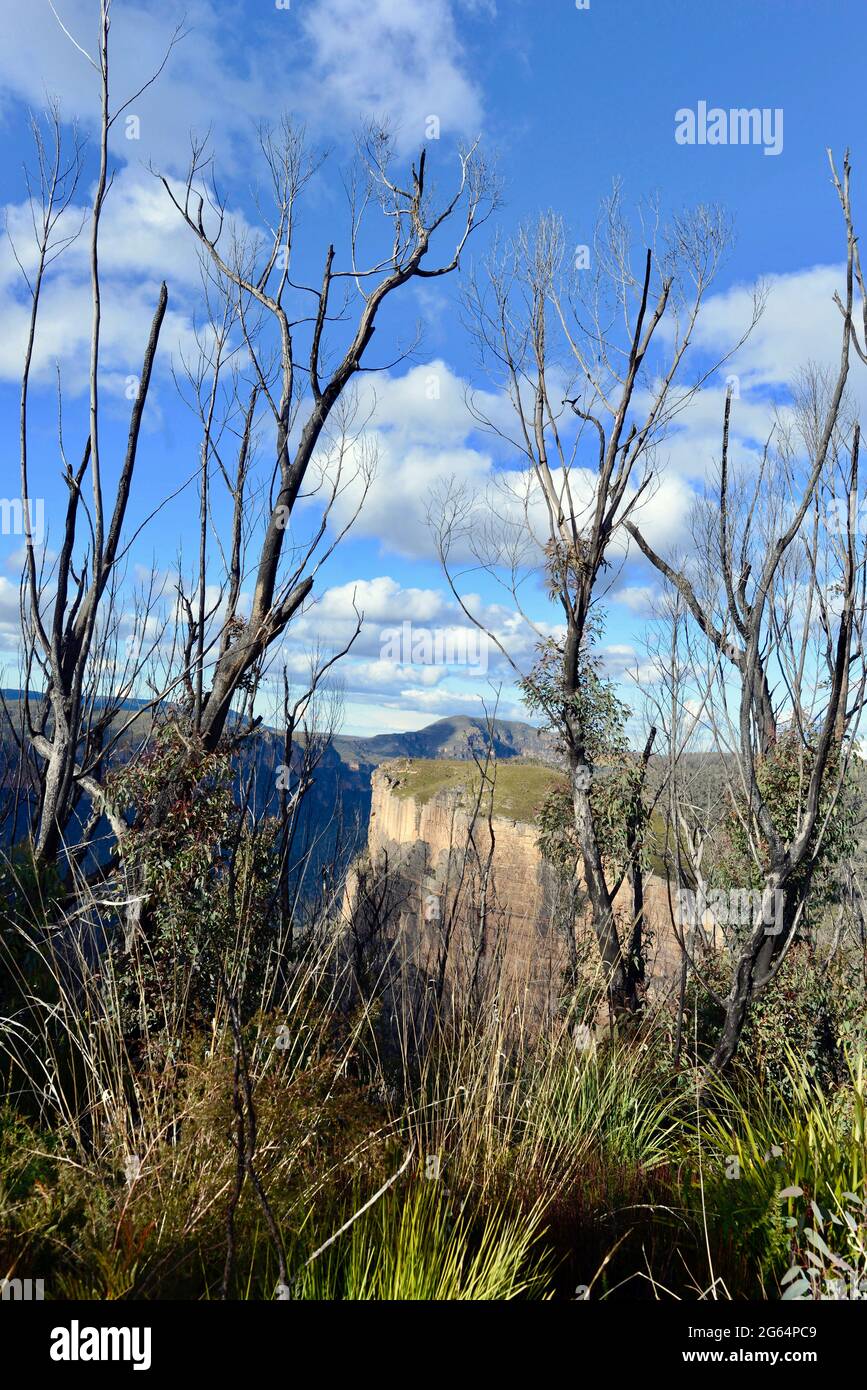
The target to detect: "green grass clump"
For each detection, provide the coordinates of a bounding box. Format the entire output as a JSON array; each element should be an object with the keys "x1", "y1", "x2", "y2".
[{"x1": 291, "y1": 1183, "x2": 553, "y2": 1300}]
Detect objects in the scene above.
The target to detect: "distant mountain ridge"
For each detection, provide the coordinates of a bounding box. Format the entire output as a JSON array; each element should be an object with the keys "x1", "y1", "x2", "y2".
[
  {"x1": 331, "y1": 715, "x2": 558, "y2": 768},
  {"x1": 0, "y1": 702, "x2": 559, "y2": 875},
  {"x1": 1, "y1": 695, "x2": 551, "y2": 761}
]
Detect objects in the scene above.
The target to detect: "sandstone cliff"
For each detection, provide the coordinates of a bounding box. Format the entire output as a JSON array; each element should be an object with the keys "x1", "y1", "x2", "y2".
[{"x1": 343, "y1": 759, "x2": 684, "y2": 1019}]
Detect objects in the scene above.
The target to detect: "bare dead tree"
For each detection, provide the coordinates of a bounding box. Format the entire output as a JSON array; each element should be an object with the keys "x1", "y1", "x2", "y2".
[
  {"x1": 433, "y1": 194, "x2": 751, "y2": 1018},
  {"x1": 158, "y1": 120, "x2": 496, "y2": 751},
  {"x1": 463, "y1": 712, "x2": 501, "y2": 1017},
  {"x1": 625, "y1": 152, "x2": 867, "y2": 1078},
  {"x1": 16, "y1": 8, "x2": 184, "y2": 867},
  {"x1": 636, "y1": 589, "x2": 730, "y2": 1062}
]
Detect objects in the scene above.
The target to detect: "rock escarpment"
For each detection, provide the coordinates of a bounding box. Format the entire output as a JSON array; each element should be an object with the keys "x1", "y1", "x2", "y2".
[{"x1": 343, "y1": 760, "x2": 683, "y2": 1019}]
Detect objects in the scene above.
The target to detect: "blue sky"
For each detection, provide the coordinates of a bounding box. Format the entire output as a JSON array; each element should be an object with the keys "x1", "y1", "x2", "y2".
[{"x1": 1, "y1": 0, "x2": 864, "y2": 736}]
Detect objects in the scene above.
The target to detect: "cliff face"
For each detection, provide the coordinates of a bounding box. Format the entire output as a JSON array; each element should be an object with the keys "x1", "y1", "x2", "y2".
[
  {"x1": 344, "y1": 761, "x2": 682, "y2": 1018},
  {"x1": 370, "y1": 762, "x2": 564, "y2": 1006}
]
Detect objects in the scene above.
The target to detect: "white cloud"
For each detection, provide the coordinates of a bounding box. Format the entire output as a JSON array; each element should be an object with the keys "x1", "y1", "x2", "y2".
[
  {"x1": 305, "y1": 354, "x2": 713, "y2": 568},
  {"x1": 688, "y1": 265, "x2": 847, "y2": 392},
  {"x1": 0, "y1": 1, "x2": 270, "y2": 172},
  {"x1": 0, "y1": 166, "x2": 220, "y2": 386},
  {"x1": 395, "y1": 686, "x2": 520, "y2": 716},
  {"x1": 599, "y1": 643, "x2": 657, "y2": 686},
  {"x1": 0, "y1": 0, "x2": 488, "y2": 389},
  {"x1": 290, "y1": 572, "x2": 529, "y2": 663},
  {"x1": 296, "y1": 0, "x2": 483, "y2": 153},
  {"x1": 615, "y1": 262, "x2": 861, "y2": 566},
  {"x1": 615, "y1": 584, "x2": 659, "y2": 617},
  {"x1": 315, "y1": 575, "x2": 444, "y2": 625},
  {"x1": 308, "y1": 361, "x2": 496, "y2": 557},
  {"x1": 277, "y1": 571, "x2": 537, "y2": 719},
  {"x1": 0, "y1": 576, "x2": 22, "y2": 645},
  {"x1": 292, "y1": 575, "x2": 450, "y2": 651},
  {"x1": 0, "y1": 0, "x2": 484, "y2": 167}
]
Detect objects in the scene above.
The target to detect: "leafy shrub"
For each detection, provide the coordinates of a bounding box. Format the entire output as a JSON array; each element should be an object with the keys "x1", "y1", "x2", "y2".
[
  {"x1": 781, "y1": 1187, "x2": 867, "y2": 1300},
  {"x1": 696, "y1": 1051, "x2": 867, "y2": 1291},
  {"x1": 686, "y1": 940, "x2": 863, "y2": 1092},
  {"x1": 715, "y1": 727, "x2": 858, "y2": 911},
  {"x1": 105, "y1": 722, "x2": 281, "y2": 1059}
]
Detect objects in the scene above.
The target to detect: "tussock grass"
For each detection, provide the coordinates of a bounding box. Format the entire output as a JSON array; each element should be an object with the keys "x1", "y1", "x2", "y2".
[{"x1": 1, "y1": 848, "x2": 865, "y2": 1301}]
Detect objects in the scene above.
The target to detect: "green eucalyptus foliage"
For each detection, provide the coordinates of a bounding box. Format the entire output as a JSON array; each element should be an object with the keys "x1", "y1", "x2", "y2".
[
  {"x1": 716, "y1": 726, "x2": 858, "y2": 909},
  {"x1": 105, "y1": 721, "x2": 278, "y2": 1057},
  {"x1": 520, "y1": 632, "x2": 631, "y2": 767},
  {"x1": 686, "y1": 941, "x2": 865, "y2": 1093},
  {"x1": 522, "y1": 635, "x2": 651, "y2": 882}
]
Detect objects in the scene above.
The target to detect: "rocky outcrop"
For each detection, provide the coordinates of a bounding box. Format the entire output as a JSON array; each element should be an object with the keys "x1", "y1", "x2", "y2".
[{"x1": 343, "y1": 761, "x2": 684, "y2": 1020}]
